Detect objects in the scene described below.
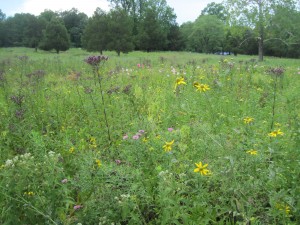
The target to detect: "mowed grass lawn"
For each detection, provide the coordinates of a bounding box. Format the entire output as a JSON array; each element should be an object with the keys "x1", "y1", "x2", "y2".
[{"x1": 0, "y1": 47, "x2": 299, "y2": 224}]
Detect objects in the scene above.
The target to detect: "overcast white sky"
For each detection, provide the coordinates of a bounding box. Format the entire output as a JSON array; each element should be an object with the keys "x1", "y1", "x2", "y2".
[{"x1": 1, "y1": 0, "x2": 223, "y2": 24}]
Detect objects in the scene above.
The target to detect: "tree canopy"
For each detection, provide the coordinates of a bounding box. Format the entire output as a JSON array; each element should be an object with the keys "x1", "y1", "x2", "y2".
[{"x1": 0, "y1": 0, "x2": 299, "y2": 59}]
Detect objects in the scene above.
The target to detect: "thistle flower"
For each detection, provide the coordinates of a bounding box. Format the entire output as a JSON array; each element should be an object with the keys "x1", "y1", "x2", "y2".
[
  {"x1": 85, "y1": 55, "x2": 108, "y2": 66},
  {"x1": 61, "y1": 178, "x2": 68, "y2": 184},
  {"x1": 132, "y1": 135, "x2": 140, "y2": 140},
  {"x1": 74, "y1": 205, "x2": 83, "y2": 210},
  {"x1": 163, "y1": 140, "x2": 174, "y2": 152},
  {"x1": 194, "y1": 162, "x2": 211, "y2": 176}
]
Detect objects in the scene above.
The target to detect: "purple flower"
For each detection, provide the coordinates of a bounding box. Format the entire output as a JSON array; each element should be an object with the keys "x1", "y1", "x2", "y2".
[
  {"x1": 168, "y1": 128, "x2": 174, "y2": 132},
  {"x1": 85, "y1": 55, "x2": 108, "y2": 66},
  {"x1": 123, "y1": 134, "x2": 128, "y2": 140},
  {"x1": 132, "y1": 135, "x2": 140, "y2": 140},
  {"x1": 138, "y1": 130, "x2": 145, "y2": 134},
  {"x1": 74, "y1": 205, "x2": 83, "y2": 210},
  {"x1": 115, "y1": 159, "x2": 121, "y2": 165},
  {"x1": 61, "y1": 178, "x2": 68, "y2": 184}
]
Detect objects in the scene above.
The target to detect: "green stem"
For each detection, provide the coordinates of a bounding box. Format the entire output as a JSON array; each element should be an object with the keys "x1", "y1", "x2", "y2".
[{"x1": 96, "y1": 68, "x2": 111, "y2": 146}]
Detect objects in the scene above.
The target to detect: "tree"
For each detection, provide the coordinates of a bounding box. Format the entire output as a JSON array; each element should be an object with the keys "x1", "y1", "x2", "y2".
[
  {"x1": 0, "y1": 9, "x2": 5, "y2": 21},
  {"x1": 23, "y1": 15, "x2": 44, "y2": 51},
  {"x1": 108, "y1": 0, "x2": 178, "y2": 51},
  {"x1": 189, "y1": 15, "x2": 225, "y2": 53},
  {"x1": 180, "y1": 22, "x2": 194, "y2": 51},
  {"x1": 106, "y1": 8, "x2": 134, "y2": 56},
  {"x1": 0, "y1": 10, "x2": 5, "y2": 46},
  {"x1": 137, "y1": 7, "x2": 167, "y2": 51},
  {"x1": 264, "y1": 6, "x2": 300, "y2": 57},
  {"x1": 201, "y1": 2, "x2": 228, "y2": 22},
  {"x1": 225, "y1": 0, "x2": 298, "y2": 61},
  {"x1": 81, "y1": 8, "x2": 108, "y2": 54},
  {"x1": 39, "y1": 18, "x2": 70, "y2": 53},
  {"x1": 60, "y1": 8, "x2": 88, "y2": 47},
  {"x1": 167, "y1": 24, "x2": 184, "y2": 51}
]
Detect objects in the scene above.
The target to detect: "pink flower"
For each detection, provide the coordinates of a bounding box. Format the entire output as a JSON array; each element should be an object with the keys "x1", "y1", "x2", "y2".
[
  {"x1": 123, "y1": 134, "x2": 128, "y2": 140},
  {"x1": 138, "y1": 130, "x2": 145, "y2": 134},
  {"x1": 74, "y1": 205, "x2": 83, "y2": 210},
  {"x1": 61, "y1": 178, "x2": 68, "y2": 184},
  {"x1": 115, "y1": 159, "x2": 121, "y2": 165},
  {"x1": 137, "y1": 63, "x2": 141, "y2": 68},
  {"x1": 168, "y1": 128, "x2": 174, "y2": 132},
  {"x1": 132, "y1": 135, "x2": 140, "y2": 140}
]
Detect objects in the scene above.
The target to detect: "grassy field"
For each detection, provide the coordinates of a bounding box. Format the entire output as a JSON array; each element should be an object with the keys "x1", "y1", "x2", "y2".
[{"x1": 0, "y1": 47, "x2": 299, "y2": 224}]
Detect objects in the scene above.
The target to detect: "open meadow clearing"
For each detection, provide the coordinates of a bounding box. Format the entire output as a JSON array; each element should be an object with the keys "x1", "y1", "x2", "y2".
[{"x1": 0, "y1": 48, "x2": 299, "y2": 224}]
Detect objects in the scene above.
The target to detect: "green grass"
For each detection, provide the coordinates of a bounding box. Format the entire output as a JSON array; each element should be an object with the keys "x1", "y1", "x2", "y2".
[{"x1": 0, "y1": 47, "x2": 299, "y2": 224}]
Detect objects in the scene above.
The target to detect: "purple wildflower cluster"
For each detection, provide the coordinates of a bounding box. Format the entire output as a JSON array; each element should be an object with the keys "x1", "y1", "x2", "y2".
[
  {"x1": 84, "y1": 55, "x2": 108, "y2": 66},
  {"x1": 123, "y1": 129, "x2": 145, "y2": 140}
]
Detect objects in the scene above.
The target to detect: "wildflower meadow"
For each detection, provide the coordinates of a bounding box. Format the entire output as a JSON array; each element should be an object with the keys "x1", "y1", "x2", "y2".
[{"x1": 0, "y1": 48, "x2": 299, "y2": 224}]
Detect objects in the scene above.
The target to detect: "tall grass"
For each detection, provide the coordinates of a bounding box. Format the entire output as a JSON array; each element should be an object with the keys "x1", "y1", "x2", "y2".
[{"x1": 0, "y1": 48, "x2": 299, "y2": 224}]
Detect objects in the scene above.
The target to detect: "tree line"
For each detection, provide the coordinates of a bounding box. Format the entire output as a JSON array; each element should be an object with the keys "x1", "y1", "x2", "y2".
[{"x1": 0, "y1": 0, "x2": 299, "y2": 59}]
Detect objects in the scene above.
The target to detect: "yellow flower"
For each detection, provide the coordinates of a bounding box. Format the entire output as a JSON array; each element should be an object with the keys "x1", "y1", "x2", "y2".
[
  {"x1": 89, "y1": 137, "x2": 97, "y2": 148},
  {"x1": 163, "y1": 140, "x2": 174, "y2": 152},
  {"x1": 246, "y1": 149, "x2": 258, "y2": 155},
  {"x1": 243, "y1": 117, "x2": 254, "y2": 124},
  {"x1": 69, "y1": 147, "x2": 75, "y2": 154},
  {"x1": 194, "y1": 83, "x2": 210, "y2": 92},
  {"x1": 24, "y1": 191, "x2": 34, "y2": 196},
  {"x1": 194, "y1": 162, "x2": 210, "y2": 176},
  {"x1": 95, "y1": 159, "x2": 101, "y2": 168},
  {"x1": 142, "y1": 137, "x2": 149, "y2": 143},
  {"x1": 175, "y1": 77, "x2": 186, "y2": 89},
  {"x1": 276, "y1": 203, "x2": 291, "y2": 215},
  {"x1": 268, "y1": 129, "x2": 284, "y2": 137},
  {"x1": 193, "y1": 81, "x2": 200, "y2": 88}
]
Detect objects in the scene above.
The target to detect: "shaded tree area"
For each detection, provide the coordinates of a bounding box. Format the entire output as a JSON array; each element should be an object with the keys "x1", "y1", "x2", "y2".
[
  {"x1": 39, "y1": 18, "x2": 70, "y2": 53},
  {"x1": 0, "y1": 8, "x2": 85, "y2": 53},
  {"x1": 83, "y1": 0, "x2": 182, "y2": 54},
  {"x1": 0, "y1": 0, "x2": 300, "y2": 58}
]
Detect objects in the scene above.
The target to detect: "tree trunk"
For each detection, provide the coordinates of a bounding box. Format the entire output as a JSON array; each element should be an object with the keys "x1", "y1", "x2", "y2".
[
  {"x1": 258, "y1": 0, "x2": 264, "y2": 61},
  {"x1": 258, "y1": 36, "x2": 263, "y2": 61}
]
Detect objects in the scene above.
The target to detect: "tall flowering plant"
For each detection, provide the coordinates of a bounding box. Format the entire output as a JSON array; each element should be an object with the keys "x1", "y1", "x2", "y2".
[{"x1": 85, "y1": 55, "x2": 111, "y2": 145}]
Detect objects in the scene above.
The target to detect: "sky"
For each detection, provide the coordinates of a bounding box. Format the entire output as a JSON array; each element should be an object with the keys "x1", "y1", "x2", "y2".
[{"x1": 0, "y1": 0, "x2": 223, "y2": 24}]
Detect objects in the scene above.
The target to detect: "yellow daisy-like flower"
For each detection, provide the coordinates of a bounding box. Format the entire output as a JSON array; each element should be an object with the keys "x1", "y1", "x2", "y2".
[
  {"x1": 193, "y1": 81, "x2": 200, "y2": 88},
  {"x1": 175, "y1": 77, "x2": 186, "y2": 89},
  {"x1": 163, "y1": 140, "x2": 174, "y2": 152},
  {"x1": 95, "y1": 159, "x2": 101, "y2": 168},
  {"x1": 194, "y1": 83, "x2": 210, "y2": 92},
  {"x1": 243, "y1": 117, "x2": 254, "y2": 124},
  {"x1": 69, "y1": 147, "x2": 75, "y2": 154},
  {"x1": 194, "y1": 162, "x2": 210, "y2": 176},
  {"x1": 246, "y1": 149, "x2": 258, "y2": 155},
  {"x1": 276, "y1": 203, "x2": 291, "y2": 215},
  {"x1": 24, "y1": 191, "x2": 34, "y2": 196},
  {"x1": 268, "y1": 129, "x2": 284, "y2": 137},
  {"x1": 89, "y1": 137, "x2": 97, "y2": 148}
]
